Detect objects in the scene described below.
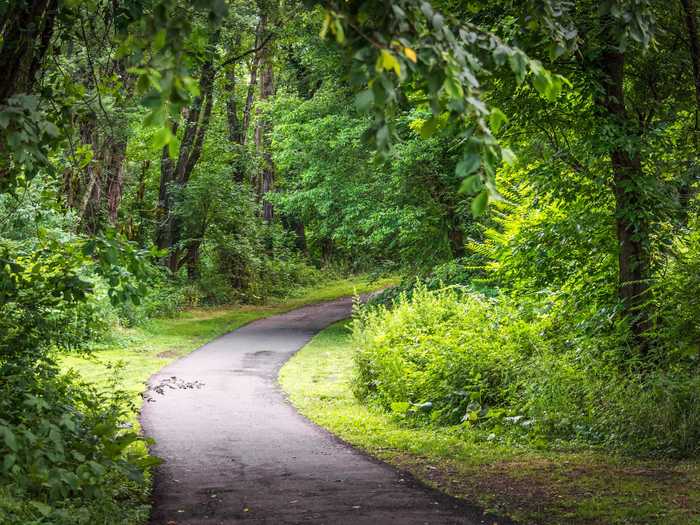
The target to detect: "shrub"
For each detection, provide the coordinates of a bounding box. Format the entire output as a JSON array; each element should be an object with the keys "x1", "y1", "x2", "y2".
[
  {"x1": 353, "y1": 286, "x2": 547, "y2": 424},
  {"x1": 0, "y1": 361, "x2": 152, "y2": 524},
  {"x1": 352, "y1": 286, "x2": 700, "y2": 457}
]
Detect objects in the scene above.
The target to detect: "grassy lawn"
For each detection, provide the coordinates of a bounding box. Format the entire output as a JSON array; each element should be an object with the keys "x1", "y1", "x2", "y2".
[
  {"x1": 61, "y1": 276, "x2": 397, "y2": 400},
  {"x1": 279, "y1": 321, "x2": 700, "y2": 525}
]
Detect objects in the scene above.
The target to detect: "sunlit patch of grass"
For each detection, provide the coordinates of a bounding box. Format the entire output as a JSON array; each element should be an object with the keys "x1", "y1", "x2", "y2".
[{"x1": 279, "y1": 321, "x2": 700, "y2": 525}]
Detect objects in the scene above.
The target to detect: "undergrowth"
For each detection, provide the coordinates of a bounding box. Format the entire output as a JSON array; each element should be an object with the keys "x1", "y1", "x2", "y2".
[{"x1": 353, "y1": 285, "x2": 700, "y2": 457}]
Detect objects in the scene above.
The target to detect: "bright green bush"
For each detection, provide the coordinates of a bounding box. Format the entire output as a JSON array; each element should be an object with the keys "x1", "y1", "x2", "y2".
[
  {"x1": 653, "y1": 217, "x2": 700, "y2": 359},
  {"x1": 352, "y1": 286, "x2": 700, "y2": 457},
  {"x1": 353, "y1": 286, "x2": 548, "y2": 424}
]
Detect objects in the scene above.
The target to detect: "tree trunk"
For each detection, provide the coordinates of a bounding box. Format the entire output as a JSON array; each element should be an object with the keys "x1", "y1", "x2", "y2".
[
  {"x1": 104, "y1": 58, "x2": 131, "y2": 226},
  {"x1": 255, "y1": 15, "x2": 276, "y2": 222},
  {"x1": 185, "y1": 240, "x2": 201, "y2": 281},
  {"x1": 226, "y1": 66, "x2": 243, "y2": 145},
  {"x1": 294, "y1": 220, "x2": 308, "y2": 255},
  {"x1": 242, "y1": 19, "x2": 265, "y2": 146},
  {"x1": 281, "y1": 214, "x2": 308, "y2": 255},
  {"x1": 76, "y1": 116, "x2": 103, "y2": 234},
  {"x1": 104, "y1": 135, "x2": 127, "y2": 225},
  {"x1": 597, "y1": 43, "x2": 651, "y2": 344},
  {"x1": 446, "y1": 206, "x2": 465, "y2": 258},
  {"x1": 0, "y1": 0, "x2": 57, "y2": 185},
  {"x1": 128, "y1": 159, "x2": 149, "y2": 243},
  {"x1": 321, "y1": 238, "x2": 333, "y2": 265},
  {"x1": 156, "y1": 120, "x2": 178, "y2": 251},
  {"x1": 0, "y1": 0, "x2": 56, "y2": 103},
  {"x1": 157, "y1": 30, "x2": 219, "y2": 272}
]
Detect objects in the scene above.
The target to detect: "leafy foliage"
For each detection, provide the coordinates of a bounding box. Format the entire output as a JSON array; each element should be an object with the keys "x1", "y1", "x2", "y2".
[{"x1": 353, "y1": 285, "x2": 700, "y2": 456}]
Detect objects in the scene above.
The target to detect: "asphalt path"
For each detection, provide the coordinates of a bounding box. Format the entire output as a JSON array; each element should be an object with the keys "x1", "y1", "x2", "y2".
[{"x1": 141, "y1": 296, "x2": 510, "y2": 525}]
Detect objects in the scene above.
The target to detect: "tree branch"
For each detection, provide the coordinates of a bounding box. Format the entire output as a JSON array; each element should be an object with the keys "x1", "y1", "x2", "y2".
[{"x1": 214, "y1": 32, "x2": 274, "y2": 76}]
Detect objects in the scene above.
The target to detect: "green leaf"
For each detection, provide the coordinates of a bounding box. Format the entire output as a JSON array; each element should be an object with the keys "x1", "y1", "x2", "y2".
[
  {"x1": 355, "y1": 90, "x2": 374, "y2": 112},
  {"x1": 508, "y1": 52, "x2": 528, "y2": 84},
  {"x1": 378, "y1": 49, "x2": 401, "y2": 76},
  {"x1": 456, "y1": 154, "x2": 480, "y2": 177},
  {"x1": 1, "y1": 427, "x2": 17, "y2": 452},
  {"x1": 43, "y1": 121, "x2": 60, "y2": 138},
  {"x1": 3, "y1": 453, "x2": 15, "y2": 471},
  {"x1": 501, "y1": 147, "x2": 516, "y2": 165},
  {"x1": 459, "y1": 174, "x2": 481, "y2": 194},
  {"x1": 30, "y1": 501, "x2": 52, "y2": 517},
  {"x1": 419, "y1": 117, "x2": 439, "y2": 138},
  {"x1": 443, "y1": 76, "x2": 463, "y2": 99},
  {"x1": 471, "y1": 189, "x2": 489, "y2": 217},
  {"x1": 168, "y1": 134, "x2": 180, "y2": 158},
  {"x1": 333, "y1": 19, "x2": 345, "y2": 44},
  {"x1": 489, "y1": 108, "x2": 508, "y2": 134},
  {"x1": 151, "y1": 126, "x2": 172, "y2": 150}
]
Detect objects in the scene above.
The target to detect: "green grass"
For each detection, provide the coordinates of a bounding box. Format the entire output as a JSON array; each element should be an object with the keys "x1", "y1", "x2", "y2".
[
  {"x1": 279, "y1": 321, "x2": 700, "y2": 525},
  {"x1": 62, "y1": 275, "x2": 397, "y2": 398}
]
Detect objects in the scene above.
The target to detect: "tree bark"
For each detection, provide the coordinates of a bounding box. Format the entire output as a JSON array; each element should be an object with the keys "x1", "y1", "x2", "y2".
[
  {"x1": 155, "y1": 120, "x2": 178, "y2": 251},
  {"x1": 242, "y1": 19, "x2": 265, "y2": 146},
  {"x1": 127, "y1": 159, "x2": 149, "y2": 243},
  {"x1": 226, "y1": 66, "x2": 243, "y2": 145},
  {"x1": 446, "y1": 205, "x2": 464, "y2": 258},
  {"x1": 321, "y1": 238, "x2": 333, "y2": 265},
  {"x1": 0, "y1": 0, "x2": 57, "y2": 185},
  {"x1": 255, "y1": 14, "x2": 275, "y2": 222},
  {"x1": 104, "y1": 135, "x2": 127, "y2": 225},
  {"x1": 597, "y1": 42, "x2": 651, "y2": 344},
  {"x1": 0, "y1": 0, "x2": 56, "y2": 103}
]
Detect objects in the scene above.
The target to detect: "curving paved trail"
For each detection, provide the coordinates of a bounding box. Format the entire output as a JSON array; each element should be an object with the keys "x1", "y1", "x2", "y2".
[{"x1": 141, "y1": 297, "x2": 508, "y2": 525}]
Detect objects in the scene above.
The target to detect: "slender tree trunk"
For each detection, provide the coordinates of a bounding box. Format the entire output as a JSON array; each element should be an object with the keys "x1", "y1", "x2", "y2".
[
  {"x1": 185, "y1": 239, "x2": 201, "y2": 280},
  {"x1": 597, "y1": 43, "x2": 651, "y2": 345},
  {"x1": 446, "y1": 206, "x2": 464, "y2": 258},
  {"x1": 294, "y1": 220, "x2": 307, "y2": 255},
  {"x1": 128, "y1": 159, "x2": 149, "y2": 243},
  {"x1": 242, "y1": 19, "x2": 265, "y2": 146},
  {"x1": 226, "y1": 67, "x2": 243, "y2": 145},
  {"x1": 104, "y1": 136, "x2": 127, "y2": 225},
  {"x1": 104, "y1": 58, "x2": 131, "y2": 226},
  {"x1": 682, "y1": 0, "x2": 700, "y2": 123},
  {"x1": 254, "y1": 14, "x2": 276, "y2": 222},
  {"x1": 156, "y1": 120, "x2": 179, "y2": 251},
  {"x1": 75, "y1": 116, "x2": 104, "y2": 234},
  {"x1": 321, "y1": 238, "x2": 333, "y2": 265},
  {"x1": 281, "y1": 214, "x2": 308, "y2": 254}
]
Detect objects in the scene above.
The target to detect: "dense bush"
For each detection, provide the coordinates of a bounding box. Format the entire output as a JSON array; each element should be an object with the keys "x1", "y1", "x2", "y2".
[
  {"x1": 352, "y1": 286, "x2": 700, "y2": 457},
  {"x1": 0, "y1": 361, "x2": 152, "y2": 524},
  {"x1": 0, "y1": 235, "x2": 157, "y2": 522}
]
